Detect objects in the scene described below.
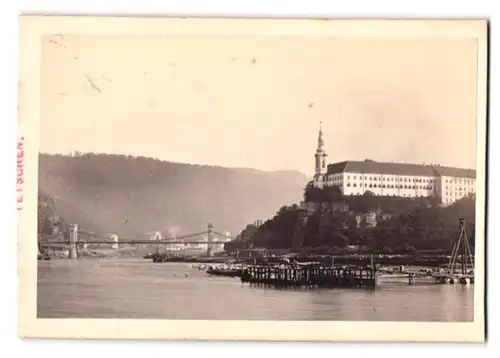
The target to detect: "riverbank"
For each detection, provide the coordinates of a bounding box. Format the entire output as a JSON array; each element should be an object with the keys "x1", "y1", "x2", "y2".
[
  {"x1": 148, "y1": 253, "x2": 457, "y2": 268},
  {"x1": 40, "y1": 247, "x2": 460, "y2": 269}
]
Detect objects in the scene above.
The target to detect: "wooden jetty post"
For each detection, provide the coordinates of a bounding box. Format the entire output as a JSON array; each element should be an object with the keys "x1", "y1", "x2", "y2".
[
  {"x1": 370, "y1": 254, "x2": 378, "y2": 286},
  {"x1": 68, "y1": 224, "x2": 78, "y2": 259},
  {"x1": 408, "y1": 273, "x2": 414, "y2": 285}
]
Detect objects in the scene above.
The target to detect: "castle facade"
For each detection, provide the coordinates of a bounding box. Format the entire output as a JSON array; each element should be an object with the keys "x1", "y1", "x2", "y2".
[{"x1": 312, "y1": 126, "x2": 476, "y2": 206}]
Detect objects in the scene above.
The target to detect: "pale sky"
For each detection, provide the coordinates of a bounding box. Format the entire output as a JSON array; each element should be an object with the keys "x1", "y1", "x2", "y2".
[{"x1": 40, "y1": 34, "x2": 478, "y2": 175}]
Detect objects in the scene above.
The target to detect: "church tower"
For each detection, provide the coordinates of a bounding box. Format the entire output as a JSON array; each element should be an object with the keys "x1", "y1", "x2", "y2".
[{"x1": 313, "y1": 123, "x2": 328, "y2": 188}]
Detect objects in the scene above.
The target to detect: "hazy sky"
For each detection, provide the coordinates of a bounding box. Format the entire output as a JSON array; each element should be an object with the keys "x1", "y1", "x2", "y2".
[{"x1": 41, "y1": 34, "x2": 478, "y2": 175}]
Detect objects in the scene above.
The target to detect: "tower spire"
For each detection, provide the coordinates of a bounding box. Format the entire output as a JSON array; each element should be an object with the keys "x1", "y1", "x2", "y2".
[
  {"x1": 313, "y1": 121, "x2": 328, "y2": 188},
  {"x1": 317, "y1": 121, "x2": 324, "y2": 150}
]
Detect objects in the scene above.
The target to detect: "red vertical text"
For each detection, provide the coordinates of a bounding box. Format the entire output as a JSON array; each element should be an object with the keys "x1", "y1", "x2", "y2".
[{"x1": 17, "y1": 137, "x2": 24, "y2": 211}]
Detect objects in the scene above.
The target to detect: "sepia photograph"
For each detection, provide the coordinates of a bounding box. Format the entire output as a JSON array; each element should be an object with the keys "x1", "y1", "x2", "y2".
[{"x1": 17, "y1": 16, "x2": 487, "y2": 342}]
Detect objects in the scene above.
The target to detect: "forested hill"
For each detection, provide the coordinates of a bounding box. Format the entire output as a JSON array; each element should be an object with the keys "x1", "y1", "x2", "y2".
[{"x1": 38, "y1": 153, "x2": 308, "y2": 239}]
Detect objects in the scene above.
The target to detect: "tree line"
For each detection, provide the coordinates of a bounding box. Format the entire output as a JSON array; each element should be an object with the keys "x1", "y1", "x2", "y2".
[
  {"x1": 38, "y1": 152, "x2": 307, "y2": 238},
  {"x1": 38, "y1": 192, "x2": 68, "y2": 242}
]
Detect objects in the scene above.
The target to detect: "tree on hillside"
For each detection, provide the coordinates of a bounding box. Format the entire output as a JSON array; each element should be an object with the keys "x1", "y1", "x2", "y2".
[
  {"x1": 323, "y1": 185, "x2": 342, "y2": 202},
  {"x1": 223, "y1": 239, "x2": 250, "y2": 254},
  {"x1": 239, "y1": 204, "x2": 304, "y2": 249},
  {"x1": 303, "y1": 181, "x2": 323, "y2": 202},
  {"x1": 321, "y1": 227, "x2": 349, "y2": 249},
  {"x1": 37, "y1": 193, "x2": 68, "y2": 240},
  {"x1": 301, "y1": 209, "x2": 321, "y2": 247},
  {"x1": 246, "y1": 188, "x2": 477, "y2": 253},
  {"x1": 277, "y1": 204, "x2": 299, "y2": 216},
  {"x1": 303, "y1": 181, "x2": 342, "y2": 203},
  {"x1": 240, "y1": 224, "x2": 260, "y2": 241}
]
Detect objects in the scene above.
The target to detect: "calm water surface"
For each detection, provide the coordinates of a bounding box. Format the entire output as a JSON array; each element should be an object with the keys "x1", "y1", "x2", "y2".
[{"x1": 38, "y1": 258, "x2": 474, "y2": 321}]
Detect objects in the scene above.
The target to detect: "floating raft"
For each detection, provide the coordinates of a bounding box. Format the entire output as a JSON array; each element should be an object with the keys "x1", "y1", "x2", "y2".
[
  {"x1": 241, "y1": 264, "x2": 376, "y2": 289},
  {"x1": 433, "y1": 274, "x2": 474, "y2": 285},
  {"x1": 206, "y1": 267, "x2": 243, "y2": 278},
  {"x1": 37, "y1": 253, "x2": 51, "y2": 261},
  {"x1": 376, "y1": 272, "x2": 474, "y2": 285},
  {"x1": 152, "y1": 254, "x2": 169, "y2": 263}
]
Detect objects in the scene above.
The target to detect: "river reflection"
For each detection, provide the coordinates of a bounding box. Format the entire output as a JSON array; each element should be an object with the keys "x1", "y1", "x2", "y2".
[{"x1": 37, "y1": 259, "x2": 474, "y2": 321}]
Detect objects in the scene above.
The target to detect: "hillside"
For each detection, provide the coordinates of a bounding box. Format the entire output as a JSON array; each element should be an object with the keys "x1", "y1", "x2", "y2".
[
  {"x1": 38, "y1": 153, "x2": 308, "y2": 239},
  {"x1": 243, "y1": 184, "x2": 476, "y2": 253}
]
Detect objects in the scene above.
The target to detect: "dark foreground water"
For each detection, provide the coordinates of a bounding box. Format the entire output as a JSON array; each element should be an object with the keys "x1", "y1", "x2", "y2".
[{"x1": 37, "y1": 258, "x2": 474, "y2": 321}]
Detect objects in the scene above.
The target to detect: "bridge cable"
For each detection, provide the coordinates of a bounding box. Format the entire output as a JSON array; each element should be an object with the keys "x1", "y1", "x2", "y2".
[
  {"x1": 78, "y1": 230, "x2": 209, "y2": 242},
  {"x1": 212, "y1": 231, "x2": 238, "y2": 241}
]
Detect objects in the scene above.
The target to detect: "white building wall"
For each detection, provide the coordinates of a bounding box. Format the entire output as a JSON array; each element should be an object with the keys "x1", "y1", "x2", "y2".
[
  {"x1": 437, "y1": 175, "x2": 448, "y2": 205},
  {"x1": 440, "y1": 175, "x2": 476, "y2": 205},
  {"x1": 342, "y1": 172, "x2": 433, "y2": 197},
  {"x1": 323, "y1": 170, "x2": 473, "y2": 206}
]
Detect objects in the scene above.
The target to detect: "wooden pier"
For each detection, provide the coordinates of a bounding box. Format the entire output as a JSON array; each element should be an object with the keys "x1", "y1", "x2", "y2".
[{"x1": 240, "y1": 264, "x2": 376, "y2": 288}]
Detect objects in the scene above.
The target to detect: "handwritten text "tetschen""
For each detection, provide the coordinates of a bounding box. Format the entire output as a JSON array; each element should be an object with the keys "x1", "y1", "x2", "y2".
[{"x1": 17, "y1": 137, "x2": 24, "y2": 211}]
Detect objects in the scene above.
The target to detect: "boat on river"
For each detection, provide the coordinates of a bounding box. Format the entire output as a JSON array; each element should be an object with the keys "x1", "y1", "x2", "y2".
[{"x1": 206, "y1": 264, "x2": 244, "y2": 278}]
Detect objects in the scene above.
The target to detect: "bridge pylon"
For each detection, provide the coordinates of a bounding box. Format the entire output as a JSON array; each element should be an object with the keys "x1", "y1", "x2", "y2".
[
  {"x1": 110, "y1": 234, "x2": 119, "y2": 250},
  {"x1": 68, "y1": 224, "x2": 78, "y2": 259},
  {"x1": 206, "y1": 223, "x2": 214, "y2": 257}
]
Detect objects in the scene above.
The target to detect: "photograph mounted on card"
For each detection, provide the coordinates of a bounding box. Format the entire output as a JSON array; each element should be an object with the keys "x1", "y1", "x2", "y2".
[{"x1": 17, "y1": 16, "x2": 487, "y2": 342}]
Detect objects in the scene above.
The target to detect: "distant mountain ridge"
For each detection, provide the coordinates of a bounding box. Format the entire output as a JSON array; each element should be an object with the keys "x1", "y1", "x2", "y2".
[{"x1": 38, "y1": 153, "x2": 309, "y2": 239}]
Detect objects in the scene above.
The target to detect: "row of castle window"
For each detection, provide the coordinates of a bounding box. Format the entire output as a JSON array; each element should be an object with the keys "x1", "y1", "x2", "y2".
[
  {"x1": 446, "y1": 185, "x2": 473, "y2": 189},
  {"x1": 330, "y1": 175, "x2": 436, "y2": 183},
  {"x1": 330, "y1": 179, "x2": 475, "y2": 190},
  {"x1": 345, "y1": 192, "x2": 429, "y2": 198},
  {"x1": 332, "y1": 175, "x2": 475, "y2": 185},
  {"x1": 446, "y1": 186, "x2": 461, "y2": 191},
  {"x1": 446, "y1": 178, "x2": 474, "y2": 185},
  {"x1": 347, "y1": 183, "x2": 433, "y2": 190},
  {"x1": 445, "y1": 186, "x2": 475, "y2": 191},
  {"x1": 446, "y1": 191, "x2": 470, "y2": 197},
  {"x1": 446, "y1": 188, "x2": 475, "y2": 196}
]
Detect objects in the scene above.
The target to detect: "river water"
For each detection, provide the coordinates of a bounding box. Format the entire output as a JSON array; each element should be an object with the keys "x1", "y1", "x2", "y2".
[{"x1": 37, "y1": 258, "x2": 474, "y2": 321}]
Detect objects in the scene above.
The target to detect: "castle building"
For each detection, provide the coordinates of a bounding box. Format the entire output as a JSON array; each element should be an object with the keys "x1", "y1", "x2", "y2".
[{"x1": 312, "y1": 126, "x2": 476, "y2": 206}]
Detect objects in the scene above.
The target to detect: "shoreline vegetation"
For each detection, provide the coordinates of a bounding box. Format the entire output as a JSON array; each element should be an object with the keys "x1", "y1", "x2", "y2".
[{"x1": 224, "y1": 182, "x2": 476, "y2": 256}]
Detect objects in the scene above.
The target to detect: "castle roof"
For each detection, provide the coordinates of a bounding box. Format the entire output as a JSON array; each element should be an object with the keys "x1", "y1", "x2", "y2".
[{"x1": 326, "y1": 160, "x2": 476, "y2": 178}]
